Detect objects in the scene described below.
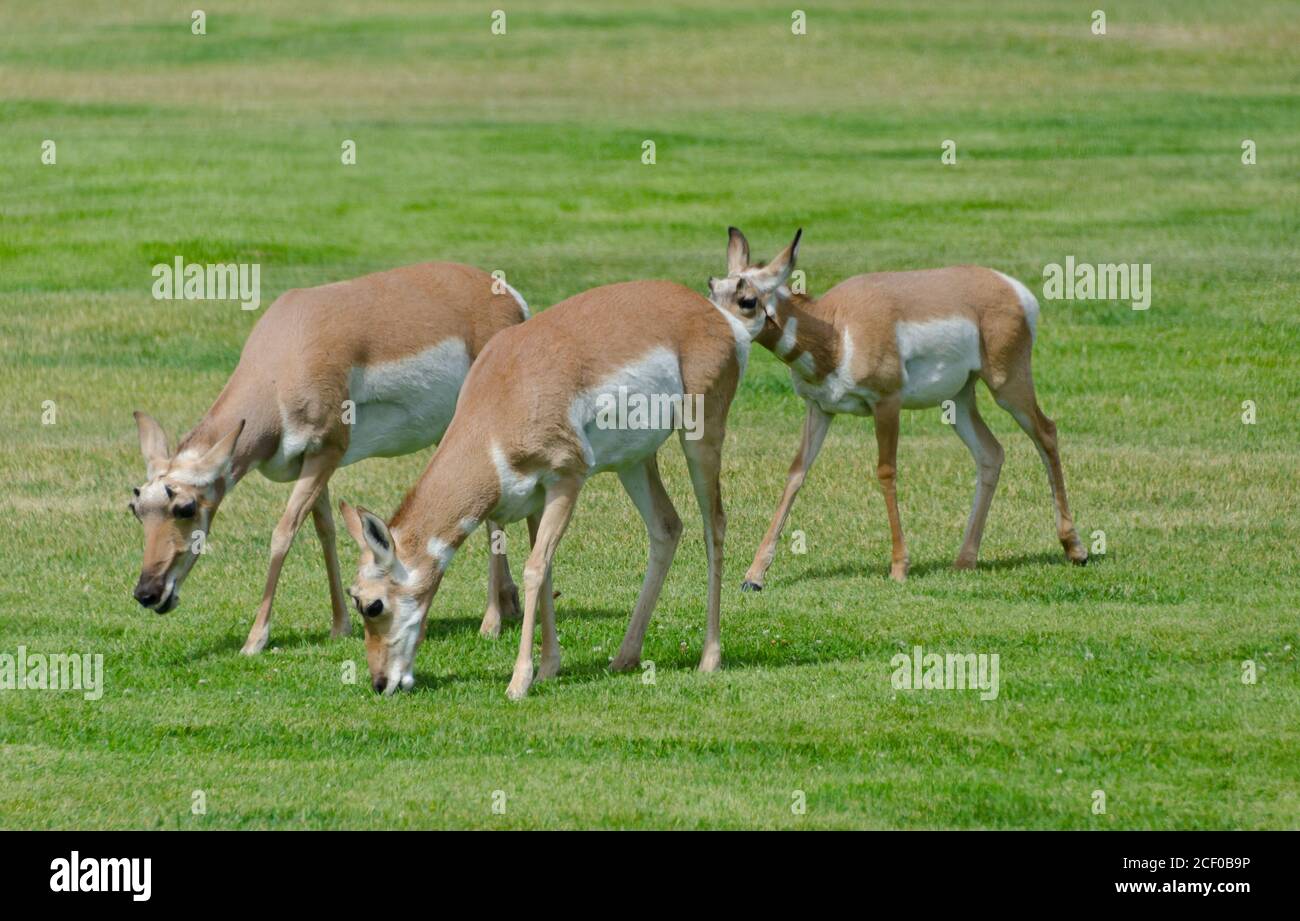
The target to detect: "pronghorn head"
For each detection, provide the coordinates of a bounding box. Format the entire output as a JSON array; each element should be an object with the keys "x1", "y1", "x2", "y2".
[
  {"x1": 339, "y1": 500, "x2": 425, "y2": 695},
  {"x1": 129, "y1": 412, "x2": 243, "y2": 614},
  {"x1": 707, "y1": 227, "x2": 802, "y2": 333}
]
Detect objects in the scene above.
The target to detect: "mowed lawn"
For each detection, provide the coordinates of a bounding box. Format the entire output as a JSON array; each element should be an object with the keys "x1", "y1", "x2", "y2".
[{"x1": 1, "y1": 0, "x2": 1297, "y2": 829}]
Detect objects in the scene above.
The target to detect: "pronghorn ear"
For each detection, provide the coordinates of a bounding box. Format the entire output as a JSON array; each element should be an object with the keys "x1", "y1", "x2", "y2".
[
  {"x1": 760, "y1": 228, "x2": 802, "y2": 288},
  {"x1": 358, "y1": 507, "x2": 396, "y2": 570},
  {"x1": 192, "y1": 419, "x2": 245, "y2": 486},
  {"x1": 339, "y1": 500, "x2": 365, "y2": 547},
  {"x1": 727, "y1": 226, "x2": 750, "y2": 275},
  {"x1": 134, "y1": 411, "x2": 171, "y2": 479}
]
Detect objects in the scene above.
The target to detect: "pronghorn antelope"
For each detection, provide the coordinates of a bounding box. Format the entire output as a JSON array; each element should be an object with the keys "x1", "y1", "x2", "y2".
[
  {"x1": 129, "y1": 262, "x2": 531, "y2": 654},
  {"x1": 708, "y1": 229, "x2": 1088, "y2": 591},
  {"x1": 340, "y1": 279, "x2": 761, "y2": 699}
]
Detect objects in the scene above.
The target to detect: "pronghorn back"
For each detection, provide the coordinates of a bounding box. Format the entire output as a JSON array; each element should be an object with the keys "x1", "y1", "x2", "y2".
[
  {"x1": 817, "y1": 266, "x2": 1038, "y2": 398},
  {"x1": 210, "y1": 261, "x2": 529, "y2": 478},
  {"x1": 434, "y1": 279, "x2": 744, "y2": 479}
]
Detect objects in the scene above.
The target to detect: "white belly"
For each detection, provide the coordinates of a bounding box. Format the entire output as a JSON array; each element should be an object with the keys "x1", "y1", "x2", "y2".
[
  {"x1": 896, "y1": 317, "x2": 981, "y2": 408},
  {"x1": 340, "y1": 338, "x2": 472, "y2": 465},
  {"x1": 569, "y1": 347, "x2": 683, "y2": 473}
]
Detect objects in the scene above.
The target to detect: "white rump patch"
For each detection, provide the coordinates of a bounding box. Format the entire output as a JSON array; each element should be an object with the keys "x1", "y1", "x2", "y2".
[
  {"x1": 896, "y1": 317, "x2": 982, "y2": 408},
  {"x1": 992, "y1": 269, "x2": 1039, "y2": 343},
  {"x1": 502, "y1": 282, "x2": 531, "y2": 321}
]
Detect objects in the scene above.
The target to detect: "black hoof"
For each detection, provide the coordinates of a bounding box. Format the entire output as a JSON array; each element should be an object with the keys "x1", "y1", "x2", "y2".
[{"x1": 740, "y1": 580, "x2": 763, "y2": 593}]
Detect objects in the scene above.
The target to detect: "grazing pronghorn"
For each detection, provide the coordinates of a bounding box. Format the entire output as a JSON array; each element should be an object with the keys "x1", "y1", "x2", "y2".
[
  {"x1": 340, "y1": 279, "x2": 762, "y2": 699},
  {"x1": 128, "y1": 262, "x2": 531, "y2": 654},
  {"x1": 707, "y1": 229, "x2": 1088, "y2": 591}
]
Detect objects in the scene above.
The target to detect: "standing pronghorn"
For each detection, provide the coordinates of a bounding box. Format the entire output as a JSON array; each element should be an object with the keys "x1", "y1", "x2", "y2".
[
  {"x1": 128, "y1": 262, "x2": 530, "y2": 654},
  {"x1": 707, "y1": 229, "x2": 1088, "y2": 591},
  {"x1": 340, "y1": 280, "x2": 762, "y2": 699}
]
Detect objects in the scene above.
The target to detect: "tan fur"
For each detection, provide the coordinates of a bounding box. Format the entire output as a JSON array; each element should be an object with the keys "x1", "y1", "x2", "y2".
[
  {"x1": 182, "y1": 262, "x2": 526, "y2": 472},
  {"x1": 391, "y1": 281, "x2": 743, "y2": 552},
  {"x1": 716, "y1": 230, "x2": 1088, "y2": 591},
  {"x1": 344, "y1": 280, "x2": 758, "y2": 698},
  {"x1": 756, "y1": 267, "x2": 1035, "y2": 398},
  {"x1": 130, "y1": 262, "x2": 527, "y2": 652}
]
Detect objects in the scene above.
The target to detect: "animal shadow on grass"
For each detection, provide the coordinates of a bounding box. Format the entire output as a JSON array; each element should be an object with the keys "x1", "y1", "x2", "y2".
[
  {"x1": 179, "y1": 625, "x2": 338, "y2": 662},
  {"x1": 410, "y1": 604, "x2": 632, "y2": 691},
  {"x1": 775, "y1": 549, "x2": 1073, "y2": 586}
]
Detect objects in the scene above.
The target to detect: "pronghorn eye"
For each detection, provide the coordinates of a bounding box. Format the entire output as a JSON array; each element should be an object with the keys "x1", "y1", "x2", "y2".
[
  {"x1": 363, "y1": 599, "x2": 383, "y2": 618},
  {"x1": 173, "y1": 500, "x2": 197, "y2": 519},
  {"x1": 164, "y1": 484, "x2": 175, "y2": 500},
  {"x1": 132, "y1": 487, "x2": 141, "y2": 498},
  {"x1": 738, "y1": 296, "x2": 758, "y2": 311}
]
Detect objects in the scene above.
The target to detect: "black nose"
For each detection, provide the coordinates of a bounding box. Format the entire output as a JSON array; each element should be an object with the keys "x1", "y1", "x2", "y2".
[
  {"x1": 372, "y1": 675, "x2": 388, "y2": 694},
  {"x1": 134, "y1": 584, "x2": 160, "y2": 607}
]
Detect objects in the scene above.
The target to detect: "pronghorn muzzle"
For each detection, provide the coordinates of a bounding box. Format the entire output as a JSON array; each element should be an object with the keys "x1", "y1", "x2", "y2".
[{"x1": 133, "y1": 574, "x2": 178, "y2": 614}]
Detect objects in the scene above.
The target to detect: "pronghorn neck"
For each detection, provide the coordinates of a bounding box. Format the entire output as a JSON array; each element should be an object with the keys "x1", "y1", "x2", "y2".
[
  {"x1": 757, "y1": 292, "x2": 840, "y2": 372},
  {"x1": 173, "y1": 391, "x2": 263, "y2": 488},
  {"x1": 389, "y1": 438, "x2": 500, "y2": 584}
]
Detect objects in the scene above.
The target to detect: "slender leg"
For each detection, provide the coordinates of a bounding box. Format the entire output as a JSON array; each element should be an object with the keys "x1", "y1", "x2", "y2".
[
  {"x1": 950, "y1": 379, "x2": 1005, "y2": 569},
  {"x1": 742, "y1": 400, "x2": 832, "y2": 591},
  {"x1": 872, "y1": 396, "x2": 909, "y2": 582},
  {"x1": 241, "y1": 449, "x2": 342, "y2": 655},
  {"x1": 994, "y1": 378, "x2": 1088, "y2": 564},
  {"x1": 523, "y1": 512, "x2": 560, "y2": 682},
  {"x1": 507, "y1": 480, "x2": 581, "y2": 699},
  {"x1": 610, "y1": 457, "x2": 683, "y2": 672},
  {"x1": 493, "y1": 519, "x2": 521, "y2": 617},
  {"x1": 681, "y1": 433, "x2": 726, "y2": 673},
  {"x1": 478, "y1": 518, "x2": 521, "y2": 638},
  {"x1": 311, "y1": 484, "x2": 352, "y2": 638}
]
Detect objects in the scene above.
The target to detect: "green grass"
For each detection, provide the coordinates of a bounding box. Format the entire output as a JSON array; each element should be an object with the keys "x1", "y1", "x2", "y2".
[{"x1": 1, "y1": 0, "x2": 1297, "y2": 829}]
